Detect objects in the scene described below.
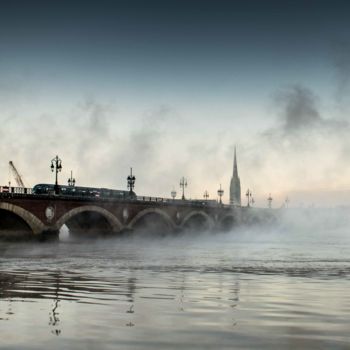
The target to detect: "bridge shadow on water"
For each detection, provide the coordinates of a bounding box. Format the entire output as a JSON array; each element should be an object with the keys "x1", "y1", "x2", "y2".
[{"x1": 64, "y1": 210, "x2": 119, "y2": 240}]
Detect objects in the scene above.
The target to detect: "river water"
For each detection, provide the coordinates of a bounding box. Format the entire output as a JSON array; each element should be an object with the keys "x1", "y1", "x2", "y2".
[{"x1": 1, "y1": 210, "x2": 350, "y2": 349}]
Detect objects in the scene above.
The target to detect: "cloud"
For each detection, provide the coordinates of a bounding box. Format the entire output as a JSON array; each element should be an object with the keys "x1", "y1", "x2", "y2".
[
  {"x1": 264, "y1": 84, "x2": 349, "y2": 142},
  {"x1": 274, "y1": 85, "x2": 322, "y2": 132},
  {"x1": 79, "y1": 97, "x2": 113, "y2": 137},
  {"x1": 239, "y1": 84, "x2": 350, "y2": 205},
  {"x1": 0, "y1": 97, "x2": 194, "y2": 197}
]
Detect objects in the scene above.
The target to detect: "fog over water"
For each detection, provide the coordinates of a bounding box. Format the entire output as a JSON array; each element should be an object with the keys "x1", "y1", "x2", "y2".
[{"x1": 1, "y1": 209, "x2": 350, "y2": 349}]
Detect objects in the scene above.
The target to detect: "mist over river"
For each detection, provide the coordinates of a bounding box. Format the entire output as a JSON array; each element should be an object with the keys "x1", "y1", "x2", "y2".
[{"x1": 1, "y1": 209, "x2": 350, "y2": 350}]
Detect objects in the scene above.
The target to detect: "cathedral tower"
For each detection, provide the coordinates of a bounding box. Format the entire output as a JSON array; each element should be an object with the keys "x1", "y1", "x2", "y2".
[{"x1": 230, "y1": 147, "x2": 241, "y2": 206}]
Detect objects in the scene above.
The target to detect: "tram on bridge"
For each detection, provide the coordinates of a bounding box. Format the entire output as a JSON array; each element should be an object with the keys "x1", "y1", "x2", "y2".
[{"x1": 32, "y1": 183, "x2": 136, "y2": 199}]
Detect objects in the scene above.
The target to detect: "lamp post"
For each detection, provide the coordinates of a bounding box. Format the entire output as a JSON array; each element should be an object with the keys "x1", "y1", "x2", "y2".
[
  {"x1": 267, "y1": 193, "x2": 273, "y2": 208},
  {"x1": 285, "y1": 196, "x2": 290, "y2": 208},
  {"x1": 127, "y1": 168, "x2": 136, "y2": 195},
  {"x1": 171, "y1": 188, "x2": 177, "y2": 200},
  {"x1": 68, "y1": 170, "x2": 75, "y2": 187},
  {"x1": 203, "y1": 190, "x2": 209, "y2": 201},
  {"x1": 217, "y1": 184, "x2": 224, "y2": 204},
  {"x1": 51, "y1": 155, "x2": 62, "y2": 195},
  {"x1": 246, "y1": 189, "x2": 252, "y2": 207},
  {"x1": 180, "y1": 177, "x2": 187, "y2": 200}
]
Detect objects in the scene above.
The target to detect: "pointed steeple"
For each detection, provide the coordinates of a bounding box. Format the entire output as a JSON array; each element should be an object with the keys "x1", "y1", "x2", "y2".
[
  {"x1": 230, "y1": 146, "x2": 241, "y2": 206},
  {"x1": 233, "y1": 146, "x2": 238, "y2": 177}
]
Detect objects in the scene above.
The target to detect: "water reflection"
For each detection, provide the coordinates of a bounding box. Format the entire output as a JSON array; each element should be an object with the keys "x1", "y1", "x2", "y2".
[
  {"x1": 0, "y1": 267, "x2": 143, "y2": 341},
  {"x1": 0, "y1": 235, "x2": 349, "y2": 349},
  {"x1": 49, "y1": 272, "x2": 61, "y2": 336},
  {"x1": 0, "y1": 265, "x2": 243, "y2": 337},
  {"x1": 0, "y1": 269, "x2": 140, "y2": 306}
]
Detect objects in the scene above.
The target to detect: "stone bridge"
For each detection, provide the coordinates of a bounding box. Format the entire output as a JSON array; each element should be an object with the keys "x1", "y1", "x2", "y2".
[{"x1": 0, "y1": 190, "x2": 276, "y2": 240}]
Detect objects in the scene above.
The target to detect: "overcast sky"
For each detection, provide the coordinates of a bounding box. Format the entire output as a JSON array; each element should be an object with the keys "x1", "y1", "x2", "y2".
[{"x1": 1, "y1": 0, "x2": 350, "y2": 207}]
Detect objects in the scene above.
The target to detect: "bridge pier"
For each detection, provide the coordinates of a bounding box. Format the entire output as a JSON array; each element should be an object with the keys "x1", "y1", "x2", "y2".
[{"x1": 38, "y1": 229, "x2": 60, "y2": 241}]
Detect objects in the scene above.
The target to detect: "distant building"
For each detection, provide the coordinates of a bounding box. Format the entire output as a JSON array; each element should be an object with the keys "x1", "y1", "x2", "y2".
[{"x1": 230, "y1": 147, "x2": 241, "y2": 206}]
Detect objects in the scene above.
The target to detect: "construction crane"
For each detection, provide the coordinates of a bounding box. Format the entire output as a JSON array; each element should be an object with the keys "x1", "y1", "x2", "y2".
[{"x1": 9, "y1": 161, "x2": 25, "y2": 188}]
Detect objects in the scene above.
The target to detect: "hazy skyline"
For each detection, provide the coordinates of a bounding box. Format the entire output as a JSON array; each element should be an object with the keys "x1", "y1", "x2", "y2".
[{"x1": 1, "y1": 0, "x2": 350, "y2": 207}]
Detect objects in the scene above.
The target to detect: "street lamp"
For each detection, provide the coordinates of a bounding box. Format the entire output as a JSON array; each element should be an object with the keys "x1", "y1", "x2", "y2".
[
  {"x1": 267, "y1": 193, "x2": 273, "y2": 208},
  {"x1": 246, "y1": 189, "x2": 252, "y2": 207},
  {"x1": 180, "y1": 177, "x2": 187, "y2": 200},
  {"x1": 68, "y1": 170, "x2": 75, "y2": 187},
  {"x1": 51, "y1": 155, "x2": 62, "y2": 195},
  {"x1": 203, "y1": 190, "x2": 209, "y2": 201},
  {"x1": 127, "y1": 168, "x2": 136, "y2": 195},
  {"x1": 171, "y1": 188, "x2": 177, "y2": 200},
  {"x1": 285, "y1": 197, "x2": 290, "y2": 208},
  {"x1": 217, "y1": 184, "x2": 224, "y2": 204}
]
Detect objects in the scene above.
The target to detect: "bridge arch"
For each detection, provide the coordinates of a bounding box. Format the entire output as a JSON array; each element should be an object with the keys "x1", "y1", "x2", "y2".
[
  {"x1": 246, "y1": 214, "x2": 262, "y2": 226},
  {"x1": 127, "y1": 208, "x2": 176, "y2": 230},
  {"x1": 219, "y1": 214, "x2": 238, "y2": 231},
  {"x1": 0, "y1": 202, "x2": 45, "y2": 235},
  {"x1": 265, "y1": 213, "x2": 277, "y2": 225},
  {"x1": 180, "y1": 210, "x2": 215, "y2": 230},
  {"x1": 55, "y1": 206, "x2": 123, "y2": 233}
]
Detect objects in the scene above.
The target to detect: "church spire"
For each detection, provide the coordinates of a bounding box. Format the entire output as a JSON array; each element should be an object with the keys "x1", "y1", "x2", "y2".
[
  {"x1": 230, "y1": 146, "x2": 241, "y2": 206},
  {"x1": 233, "y1": 146, "x2": 238, "y2": 177}
]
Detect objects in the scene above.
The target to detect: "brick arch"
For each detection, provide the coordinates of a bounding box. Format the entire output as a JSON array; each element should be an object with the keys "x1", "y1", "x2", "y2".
[
  {"x1": 218, "y1": 214, "x2": 239, "y2": 230},
  {"x1": 0, "y1": 202, "x2": 45, "y2": 235},
  {"x1": 180, "y1": 210, "x2": 215, "y2": 229},
  {"x1": 55, "y1": 205, "x2": 123, "y2": 233},
  {"x1": 265, "y1": 213, "x2": 277, "y2": 224},
  {"x1": 246, "y1": 214, "x2": 262, "y2": 225},
  {"x1": 219, "y1": 214, "x2": 236, "y2": 224},
  {"x1": 127, "y1": 208, "x2": 176, "y2": 230}
]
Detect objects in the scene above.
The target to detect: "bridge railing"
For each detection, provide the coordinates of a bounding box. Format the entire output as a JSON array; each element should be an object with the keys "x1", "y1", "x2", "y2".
[
  {"x1": 137, "y1": 195, "x2": 165, "y2": 203},
  {"x1": 136, "y1": 195, "x2": 230, "y2": 208},
  {"x1": 0, "y1": 186, "x2": 33, "y2": 195},
  {"x1": 0, "y1": 185, "x2": 237, "y2": 209}
]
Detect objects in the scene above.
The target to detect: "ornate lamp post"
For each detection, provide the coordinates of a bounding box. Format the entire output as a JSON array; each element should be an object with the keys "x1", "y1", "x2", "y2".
[
  {"x1": 68, "y1": 170, "x2": 75, "y2": 187},
  {"x1": 203, "y1": 190, "x2": 209, "y2": 201},
  {"x1": 267, "y1": 193, "x2": 273, "y2": 208},
  {"x1": 51, "y1": 155, "x2": 62, "y2": 195},
  {"x1": 171, "y1": 188, "x2": 177, "y2": 200},
  {"x1": 217, "y1": 184, "x2": 224, "y2": 204},
  {"x1": 179, "y1": 177, "x2": 187, "y2": 200},
  {"x1": 285, "y1": 196, "x2": 290, "y2": 208},
  {"x1": 246, "y1": 189, "x2": 252, "y2": 207},
  {"x1": 127, "y1": 168, "x2": 136, "y2": 195}
]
